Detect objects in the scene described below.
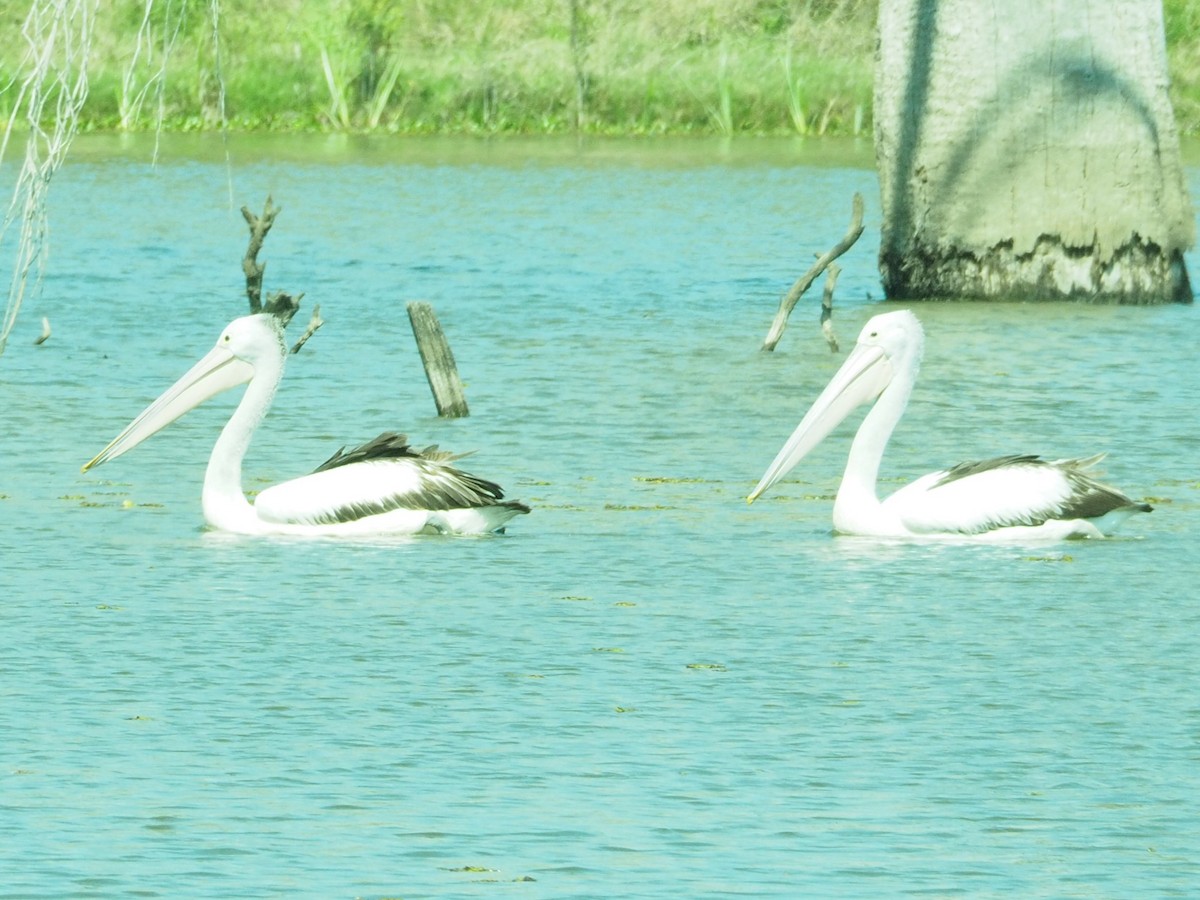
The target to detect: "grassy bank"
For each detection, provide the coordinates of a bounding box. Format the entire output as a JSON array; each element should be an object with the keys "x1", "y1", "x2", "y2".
[
  {"x1": 1165, "y1": 0, "x2": 1200, "y2": 134},
  {"x1": 5, "y1": 0, "x2": 1200, "y2": 136},
  {"x1": 1, "y1": 0, "x2": 874, "y2": 135}
]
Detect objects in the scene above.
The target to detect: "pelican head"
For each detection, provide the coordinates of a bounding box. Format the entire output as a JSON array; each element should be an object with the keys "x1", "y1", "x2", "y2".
[
  {"x1": 83, "y1": 314, "x2": 286, "y2": 472},
  {"x1": 748, "y1": 309, "x2": 924, "y2": 503}
]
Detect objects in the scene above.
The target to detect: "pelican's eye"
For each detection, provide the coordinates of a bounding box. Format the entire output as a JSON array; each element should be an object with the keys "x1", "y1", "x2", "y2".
[{"x1": 223, "y1": 334, "x2": 231, "y2": 342}]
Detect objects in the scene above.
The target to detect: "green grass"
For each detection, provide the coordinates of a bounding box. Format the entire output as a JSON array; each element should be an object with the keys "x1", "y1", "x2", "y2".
[
  {"x1": 1165, "y1": 0, "x2": 1200, "y2": 133},
  {"x1": 0, "y1": 0, "x2": 877, "y2": 135},
  {"x1": 4, "y1": 0, "x2": 1200, "y2": 135}
]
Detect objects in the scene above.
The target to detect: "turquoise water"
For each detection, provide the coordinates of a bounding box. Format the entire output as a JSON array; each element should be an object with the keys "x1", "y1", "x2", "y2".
[{"x1": 2, "y1": 135, "x2": 1198, "y2": 897}]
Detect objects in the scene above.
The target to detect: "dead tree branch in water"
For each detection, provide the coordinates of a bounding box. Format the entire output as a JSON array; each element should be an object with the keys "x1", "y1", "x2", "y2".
[
  {"x1": 239, "y1": 196, "x2": 302, "y2": 330},
  {"x1": 240, "y1": 196, "x2": 279, "y2": 314},
  {"x1": 290, "y1": 303, "x2": 324, "y2": 354},
  {"x1": 264, "y1": 290, "x2": 301, "y2": 327},
  {"x1": 761, "y1": 192, "x2": 863, "y2": 352},
  {"x1": 820, "y1": 263, "x2": 840, "y2": 352}
]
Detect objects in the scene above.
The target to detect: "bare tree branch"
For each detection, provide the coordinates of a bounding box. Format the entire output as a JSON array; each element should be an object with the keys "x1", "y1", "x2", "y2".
[
  {"x1": 265, "y1": 290, "x2": 301, "y2": 327},
  {"x1": 237, "y1": 196, "x2": 315, "y2": 346},
  {"x1": 761, "y1": 192, "x2": 864, "y2": 352},
  {"x1": 820, "y1": 263, "x2": 840, "y2": 352},
  {"x1": 240, "y1": 196, "x2": 280, "y2": 313},
  {"x1": 290, "y1": 302, "x2": 323, "y2": 354}
]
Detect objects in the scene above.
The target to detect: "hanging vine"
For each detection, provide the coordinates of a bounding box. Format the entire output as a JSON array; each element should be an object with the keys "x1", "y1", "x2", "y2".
[{"x1": 0, "y1": 0, "x2": 97, "y2": 358}]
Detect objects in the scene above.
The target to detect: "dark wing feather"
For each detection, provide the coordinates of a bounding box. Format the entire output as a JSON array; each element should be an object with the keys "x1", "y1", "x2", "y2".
[
  {"x1": 270, "y1": 431, "x2": 528, "y2": 526},
  {"x1": 928, "y1": 454, "x2": 1149, "y2": 530},
  {"x1": 303, "y1": 457, "x2": 528, "y2": 525},
  {"x1": 313, "y1": 432, "x2": 422, "y2": 472},
  {"x1": 313, "y1": 431, "x2": 477, "y2": 472},
  {"x1": 1054, "y1": 460, "x2": 1152, "y2": 519},
  {"x1": 934, "y1": 454, "x2": 1043, "y2": 488},
  {"x1": 400, "y1": 458, "x2": 509, "y2": 509}
]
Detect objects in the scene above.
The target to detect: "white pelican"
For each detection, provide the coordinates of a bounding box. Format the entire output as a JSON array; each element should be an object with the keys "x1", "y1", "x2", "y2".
[
  {"x1": 748, "y1": 309, "x2": 1151, "y2": 540},
  {"x1": 83, "y1": 313, "x2": 530, "y2": 536}
]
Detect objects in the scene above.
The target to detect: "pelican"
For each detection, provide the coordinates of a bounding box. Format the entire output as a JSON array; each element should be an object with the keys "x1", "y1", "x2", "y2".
[
  {"x1": 748, "y1": 309, "x2": 1151, "y2": 540},
  {"x1": 83, "y1": 313, "x2": 530, "y2": 536}
]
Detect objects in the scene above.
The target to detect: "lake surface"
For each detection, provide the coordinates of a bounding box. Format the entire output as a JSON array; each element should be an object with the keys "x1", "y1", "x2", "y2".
[{"x1": 2, "y1": 134, "x2": 1198, "y2": 898}]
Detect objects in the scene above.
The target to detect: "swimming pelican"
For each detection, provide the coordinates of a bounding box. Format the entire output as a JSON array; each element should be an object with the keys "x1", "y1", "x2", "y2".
[
  {"x1": 747, "y1": 309, "x2": 1151, "y2": 540},
  {"x1": 83, "y1": 313, "x2": 530, "y2": 536}
]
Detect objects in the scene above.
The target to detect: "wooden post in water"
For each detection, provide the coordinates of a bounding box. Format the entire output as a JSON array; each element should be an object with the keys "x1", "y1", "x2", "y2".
[{"x1": 406, "y1": 301, "x2": 469, "y2": 418}]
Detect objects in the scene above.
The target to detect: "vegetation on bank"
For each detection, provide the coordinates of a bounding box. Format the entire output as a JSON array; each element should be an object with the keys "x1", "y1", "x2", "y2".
[
  {"x1": 3, "y1": 0, "x2": 1200, "y2": 136},
  {"x1": 1165, "y1": 0, "x2": 1200, "y2": 134},
  {"x1": 0, "y1": 0, "x2": 863, "y2": 135}
]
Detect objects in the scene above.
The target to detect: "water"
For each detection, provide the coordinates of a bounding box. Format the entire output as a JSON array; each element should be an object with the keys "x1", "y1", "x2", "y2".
[{"x1": 2, "y1": 134, "x2": 1198, "y2": 898}]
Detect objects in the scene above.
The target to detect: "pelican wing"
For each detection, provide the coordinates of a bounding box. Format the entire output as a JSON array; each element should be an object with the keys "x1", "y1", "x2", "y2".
[
  {"x1": 254, "y1": 433, "x2": 518, "y2": 526},
  {"x1": 886, "y1": 455, "x2": 1150, "y2": 535},
  {"x1": 312, "y1": 431, "x2": 474, "y2": 471}
]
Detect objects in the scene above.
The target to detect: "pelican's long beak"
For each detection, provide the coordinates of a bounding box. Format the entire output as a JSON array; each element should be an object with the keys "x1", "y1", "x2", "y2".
[
  {"x1": 83, "y1": 344, "x2": 254, "y2": 472},
  {"x1": 748, "y1": 341, "x2": 893, "y2": 503}
]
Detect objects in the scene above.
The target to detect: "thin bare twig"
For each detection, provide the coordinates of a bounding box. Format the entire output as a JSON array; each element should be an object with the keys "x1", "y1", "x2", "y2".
[
  {"x1": 820, "y1": 263, "x2": 840, "y2": 352},
  {"x1": 290, "y1": 303, "x2": 323, "y2": 354},
  {"x1": 569, "y1": 0, "x2": 590, "y2": 131},
  {"x1": 761, "y1": 191, "x2": 864, "y2": 352}
]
